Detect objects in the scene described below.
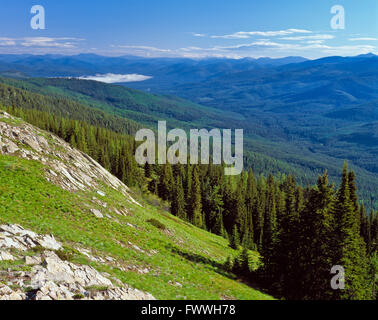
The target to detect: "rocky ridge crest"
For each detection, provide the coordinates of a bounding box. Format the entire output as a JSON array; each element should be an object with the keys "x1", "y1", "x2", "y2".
[
  {"x1": 0, "y1": 111, "x2": 155, "y2": 300},
  {"x1": 0, "y1": 111, "x2": 140, "y2": 206}
]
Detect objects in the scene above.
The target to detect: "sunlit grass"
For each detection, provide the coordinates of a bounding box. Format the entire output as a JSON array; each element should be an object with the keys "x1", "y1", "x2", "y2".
[{"x1": 0, "y1": 154, "x2": 272, "y2": 300}]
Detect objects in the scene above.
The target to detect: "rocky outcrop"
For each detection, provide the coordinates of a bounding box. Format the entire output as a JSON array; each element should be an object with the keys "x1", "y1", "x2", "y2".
[
  {"x1": 0, "y1": 224, "x2": 155, "y2": 300},
  {"x1": 0, "y1": 112, "x2": 155, "y2": 300},
  {"x1": 0, "y1": 224, "x2": 62, "y2": 252},
  {"x1": 0, "y1": 111, "x2": 141, "y2": 206}
]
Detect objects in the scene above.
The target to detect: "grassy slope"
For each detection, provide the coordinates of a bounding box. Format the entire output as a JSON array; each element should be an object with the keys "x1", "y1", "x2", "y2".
[{"x1": 0, "y1": 135, "x2": 272, "y2": 300}]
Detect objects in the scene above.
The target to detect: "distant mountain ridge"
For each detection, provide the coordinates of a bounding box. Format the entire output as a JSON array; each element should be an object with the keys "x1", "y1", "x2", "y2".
[{"x1": 0, "y1": 54, "x2": 308, "y2": 88}]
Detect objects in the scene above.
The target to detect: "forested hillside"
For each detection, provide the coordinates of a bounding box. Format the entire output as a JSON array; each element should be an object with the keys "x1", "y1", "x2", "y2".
[
  {"x1": 0, "y1": 110, "x2": 273, "y2": 300},
  {"x1": 0, "y1": 77, "x2": 377, "y2": 210},
  {"x1": 2, "y1": 99, "x2": 377, "y2": 300}
]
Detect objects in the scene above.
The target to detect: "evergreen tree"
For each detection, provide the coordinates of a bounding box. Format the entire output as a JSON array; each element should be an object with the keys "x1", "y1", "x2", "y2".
[
  {"x1": 171, "y1": 176, "x2": 186, "y2": 220},
  {"x1": 213, "y1": 211, "x2": 226, "y2": 237},
  {"x1": 370, "y1": 212, "x2": 378, "y2": 254},
  {"x1": 241, "y1": 227, "x2": 254, "y2": 249},
  {"x1": 234, "y1": 178, "x2": 247, "y2": 239},
  {"x1": 253, "y1": 177, "x2": 266, "y2": 249},
  {"x1": 184, "y1": 164, "x2": 192, "y2": 215},
  {"x1": 158, "y1": 163, "x2": 173, "y2": 201},
  {"x1": 190, "y1": 166, "x2": 203, "y2": 228},
  {"x1": 245, "y1": 169, "x2": 256, "y2": 245},
  {"x1": 203, "y1": 185, "x2": 224, "y2": 234},
  {"x1": 360, "y1": 204, "x2": 371, "y2": 253},
  {"x1": 270, "y1": 175, "x2": 301, "y2": 298},
  {"x1": 224, "y1": 256, "x2": 233, "y2": 272},
  {"x1": 4, "y1": 103, "x2": 377, "y2": 300},
  {"x1": 261, "y1": 174, "x2": 277, "y2": 271},
  {"x1": 222, "y1": 177, "x2": 235, "y2": 235},
  {"x1": 296, "y1": 172, "x2": 335, "y2": 300},
  {"x1": 233, "y1": 247, "x2": 250, "y2": 276},
  {"x1": 144, "y1": 162, "x2": 151, "y2": 178},
  {"x1": 333, "y1": 163, "x2": 371, "y2": 300},
  {"x1": 230, "y1": 224, "x2": 240, "y2": 250}
]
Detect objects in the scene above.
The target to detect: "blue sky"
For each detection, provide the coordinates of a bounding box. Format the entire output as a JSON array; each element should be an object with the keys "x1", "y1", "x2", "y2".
[{"x1": 0, "y1": 0, "x2": 377, "y2": 58}]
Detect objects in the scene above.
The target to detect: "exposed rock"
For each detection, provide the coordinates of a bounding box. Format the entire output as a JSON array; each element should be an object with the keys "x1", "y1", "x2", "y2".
[
  {"x1": 138, "y1": 268, "x2": 150, "y2": 275},
  {"x1": 92, "y1": 197, "x2": 108, "y2": 208},
  {"x1": 169, "y1": 281, "x2": 183, "y2": 288},
  {"x1": 128, "y1": 241, "x2": 145, "y2": 253},
  {"x1": 25, "y1": 255, "x2": 42, "y2": 265},
  {"x1": 126, "y1": 222, "x2": 137, "y2": 228},
  {"x1": 0, "y1": 224, "x2": 155, "y2": 301},
  {"x1": 0, "y1": 224, "x2": 62, "y2": 251},
  {"x1": 114, "y1": 208, "x2": 122, "y2": 216},
  {"x1": 21, "y1": 135, "x2": 43, "y2": 152},
  {"x1": 0, "y1": 112, "x2": 141, "y2": 206},
  {"x1": 0, "y1": 284, "x2": 26, "y2": 300},
  {"x1": 0, "y1": 284, "x2": 13, "y2": 296},
  {"x1": 37, "y1": 234, "x2": 62, "y2": 251},
  {"x1": 0, "y1": 250, "x2": 15, "y2": 261},
  {"x1": 90, "y1": 209, "x2": 104, "y2": 219},
  {"x1": 74, "y1": 247, "x2": 102, "y2": 264},
  {"x1": 48, "y1": 169, "x2": 58, "y2": 177},
  {"x1": 0, "y1": 113, "x2": 157, "y2": 300},
  {"x1": 0, "y1": 136, "x2": 19, "y2": 154},
  {"x1": 31, "y1": 251, "x2": 113, "y2": 289},
  {"x1": 97, "y1": 191, "x2": 106, "y2": 197}
]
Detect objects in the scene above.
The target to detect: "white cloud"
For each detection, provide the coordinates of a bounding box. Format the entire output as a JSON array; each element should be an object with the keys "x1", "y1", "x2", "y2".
[
  {"x1": 22, "y1": 38, "x2": 74, "y2": 48},
  {"x1": 319, "y1": 44, "x2": 376, "y2": 56},
  {"x1": 211, "y1": 29, "x2": 312, "y2": 39},
  {"x1": 306, "y1": 40, "x2": 325, "y2": 44},
  {"x1": 107, "y1": 39, "x2": 377, "y2": 59},
  {"x1": 0, "y1": 37, "x2": 84, "y2": 49},
  {"x1": 0, "y1": 38, "x2": 16, "y2": 46},
  {"x1": 192, "y1": 33, "x2": 206, "y2": 37},
  {"x1": 177, "y1": 41, "x2": 377, "y2": 59},
  {"x1": 349, "y1": 37, "x2": 378, "y2": 41},
  {"x1": 77, "y1": 73, "x2": 152, "y2": 83},
  {"x1": 281, "y1": 34, "x2": 335, "y2": 41},
  {"x1": 115, "y1": 45, "x2": 171, "y2": 52},
  {"x1": 212, "y1": 41, "x2": 300, "y2": 51}
]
